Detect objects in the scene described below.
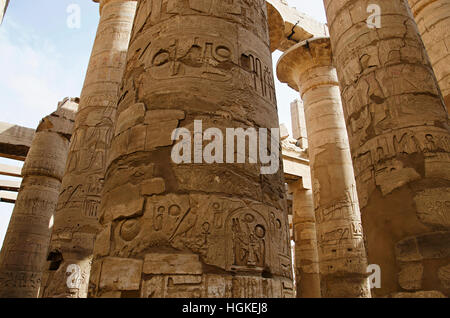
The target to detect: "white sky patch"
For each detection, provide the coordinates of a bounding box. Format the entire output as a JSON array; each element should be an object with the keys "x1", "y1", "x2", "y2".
[{"x1": 0, "y1": 18, "x2": 74, "y2": 128}]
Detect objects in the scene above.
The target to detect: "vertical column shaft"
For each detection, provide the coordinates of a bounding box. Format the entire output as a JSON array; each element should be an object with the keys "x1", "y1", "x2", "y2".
[
  {"x1": 277, "y1": 37, "x2": 370, "y2": 297},
  {"x1": 88, "y1": 0, "x2": 294, "y2": 298},
  {"x1": 0, "y1": 100, "x2": 77, "y2": 298},
  {"x1": 323, "y1": 0, "x2": 450, "y2": 297},
  {"x1": 408, "y1": 0, "x2": 450, "y2": 112},
  {"x1": 290, "y1": 181, "x2": 321, "y2": 298},
  {"x1": 40, "y1": 0, "x2": 137, "y2": 298}
]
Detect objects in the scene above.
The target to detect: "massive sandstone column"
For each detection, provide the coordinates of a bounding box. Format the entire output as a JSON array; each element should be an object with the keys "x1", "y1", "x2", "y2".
[
  {"x1": 40, "y1": 0, "x2": 137, "y2": 298},
  {"x1": 88, "y1": 0, "x2": 293, "y2": 298},
  {"x1": 323, "y1": 0, "x2": 450, "y2": 297},
  {"x1": 288, "y1": 179, "x2": 321, "y2": 298},
  {"x1": 407, "y1": 0, "x2": 450, "y2": 112},
  {"x1": 0, "y1": 99, "x2": 78, "y2": 298},
  {"x1": 277, "y1": 37, "x2": 370, "y2": 297}
]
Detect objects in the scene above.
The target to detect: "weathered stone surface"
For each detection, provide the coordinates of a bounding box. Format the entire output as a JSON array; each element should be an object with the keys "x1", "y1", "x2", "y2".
[
  {"x1": 41, "y1": 0, "x2": 137, "y2": 298},
  {"x1": 398, "y1": 263, "x2": 424, "y2": 290},
  {"x1": 288, "y1": 180, "x2": 320, "y2": 298},
  {"x1": 414, "y1": 188, "x2": 450, "y2": 228},
  {"x1": 396, "y1": 232, "x2": 450, "y2": 262},
  {"x1": 99, "y1": 257, "x2": 143, "y2": 291},
  {"x1": 267, "y1": 0, "x2": 329, "y2": 51},
  {"x1": 267, "y1": 1, "x2": 284, "y2": 52},
  {"x1": 0, "y1": 121, "x2": 34, "y2": 161},
  {"x1": 102, "y1": 183, "x2": 144, "y2": 221},
  {"x1": 140, "y1": 178, "x2": 166, "y2": 196},
  {"x1": 438, "y1": 263, "x2": 450, "y2": 289},
  {"x1": 277, "y1": 37, "x2": 370, "y2": 297},
  {"x1": 142, "y1": 253, "x2": 202, "y2": 275},
  {"x1": 89, "y1": 0, "x2": 293, "y2": 298},
  {"x1": 323, "y1": 0, "x2": 450, "y2": 297},
  {"x1": 139, "y1": 274, "x2": 294, "y2": 298},
  {"x1": 92, "y1": 224, "x2": 111, "y2": 258},
  {"x1": 280, "y1": 124, "x2": 289, "y2": 140},
  {"x1": 0, "y1": 99, "x2": 77, "y2": 298},
  {"x1": 391, "y1": 290, "x2": 447, "y2": 298},
  {"x1": 115, "y1": 103, "x2": 146, "y2": 136},
  {"x1": 408, "y1": 0, "x2": 450, "y2": 113}
]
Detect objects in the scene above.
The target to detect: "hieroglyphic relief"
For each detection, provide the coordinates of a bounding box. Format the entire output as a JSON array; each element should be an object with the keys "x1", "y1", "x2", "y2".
[
  {"x1": 352, "y1": 126, "x2": 450, "y2": 207},
  {"x1": 131, "y1": 0, "x2": 268, "y2": 40},
  {"x1": 88, "y1": 0, "x2": 292, "y2": 298},
  {"x1": 276, "y1": 36, "x2": 370, "y2": 296},
  {"x1": 323, "y1": 0, "x2": 450, "y2": 297},
  {"x1": 90, "y1": 195, "x2": 295, "y2": 298},
  {"x1": 147, "y1": 36, "x2": 235, "y2": 81},
  {"x1": 227, "y1": 209, "x2": 267, "y2": 271},
  {"x1": 315, "y1": 185, "x2": 367, "y2": 275},
  {"x1": 41, "y1": 0, "x2": 138, "y2": 298},
  {"x1": 240, "y1": 51, "x2": 276, "y2": 103},
  {"x1": 66, "y1": 108, "x2": 115, "y2": 175},
  {"x1": 103, "y1": 193, "x2": 291, "y2": 280},
  {"x1": 0, "y1": 271, "x2": 42, "y2": 298},
  {"x1": 0, "y1": 100, "x2": 77, "y2": 298}
]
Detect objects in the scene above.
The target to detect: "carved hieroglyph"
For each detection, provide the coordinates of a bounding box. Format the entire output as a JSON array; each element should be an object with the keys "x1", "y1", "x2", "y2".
[
  {"x1": 408, "y1": 0, "x2": 450, "y2": 112},
  {"x1": 266, "y1": 1, "x2": 284, "y2": 52},
  {"x1": 40, "y1": 0, "x2": 137, "y2": 298},
  {"x1": 323, "y1": 0, "x2": 450, "y2": 297},
  {"x1": 88, "y1": 0, "x2": 293, "y2": 298},
  {"x1": 277, "y1": 37, "x2": 370, "y2": 297},
  {"x1": 0, "y1": 99, "x2": 78, "y2": 298}
]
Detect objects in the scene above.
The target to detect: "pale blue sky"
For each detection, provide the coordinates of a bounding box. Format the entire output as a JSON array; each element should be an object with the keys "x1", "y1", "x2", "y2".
[{"x1": 0, "y1": 0, "x2": 326, "y2": 247}]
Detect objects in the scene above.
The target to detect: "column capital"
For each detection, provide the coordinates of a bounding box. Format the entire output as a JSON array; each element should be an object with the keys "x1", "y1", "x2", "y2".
[
  {"x1": 93, "y1": 0, "x2": 135, "y2": 15},
  {"x1": 267, "y1": 1, "x2": 284, "y2": 52},
  {"x1": 277, "y1": 37, "x2": 334, "y2": 94}
]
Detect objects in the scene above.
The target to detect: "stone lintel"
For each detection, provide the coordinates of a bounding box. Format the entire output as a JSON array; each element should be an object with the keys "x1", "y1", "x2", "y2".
[{"x1": 0, "y1": 122, "x2": 35, "y2": 161}]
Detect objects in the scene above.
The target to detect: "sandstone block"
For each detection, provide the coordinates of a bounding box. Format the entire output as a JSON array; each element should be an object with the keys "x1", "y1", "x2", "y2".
[
  {"x1": 143, "y1": 253, "x2": 203, "y2": 275},
  {"x1": 99, "y1": 257, "x2": 143, "y2": 291}
]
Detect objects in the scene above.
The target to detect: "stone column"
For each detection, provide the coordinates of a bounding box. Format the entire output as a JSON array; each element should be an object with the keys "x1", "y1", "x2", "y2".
[
  {"x1": 323, "y1": 0, "x2": 450, "y2": 297},
  {"x1": 277, "y1": 37, "x2": 370, "y2": 297},
  {"x1": 0, "y1": 99, "x2": 78, "y2": 298},
  {"x1": 40, "y1": 0, "x2": 137, "y2": 298},
  {"x1": 291, "y1": 99, "x2": 308, "y2": 149},
  {"x1": 88, "y1": 0, "x2": 294, "y2": 298},
  {"x1": 267, "y1": 1, "x2": 284, "y2": 52},
  {"x1": 288, "y1": 179, "x2": 321, "y2": 298},
  {"x1": 408, "y1": 0, "x2": 450, "y2": 112}
]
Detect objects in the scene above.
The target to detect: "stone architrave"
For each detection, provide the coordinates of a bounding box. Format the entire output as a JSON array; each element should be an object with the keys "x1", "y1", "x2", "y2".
[
  {"x1": 277, "y1": 37, "x2": 370, "y2": 297},
  {"x1": 408, "y1": 0, "x2": 450, "y2": 112},
  {"x1": 0, "y1": 98, "x2": 78, "y2": 298},
  {"x1": 40, "y1": 0, "x2": 137, "y2": 298},
  {"x1": 323, "y1": 0, "x2": 450, "y2": 297},
  {"x1": 88, "y1": 0, "x2": 294, "y2": 298}
]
